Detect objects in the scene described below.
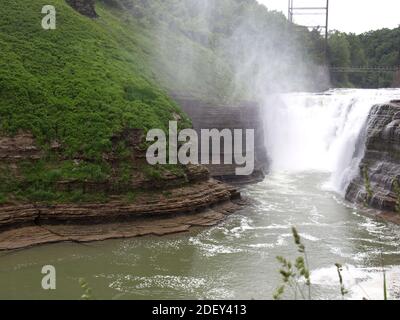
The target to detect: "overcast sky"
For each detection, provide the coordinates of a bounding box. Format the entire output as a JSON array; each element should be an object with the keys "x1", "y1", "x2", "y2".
[{"x1": 257, "y1": 0, "x2": 400, "y2": 34}]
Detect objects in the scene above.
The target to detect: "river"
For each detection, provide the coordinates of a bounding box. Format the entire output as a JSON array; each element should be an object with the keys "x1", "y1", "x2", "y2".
[{"x1": 1, "y1": 89, "x2": 400, "y2": 300}]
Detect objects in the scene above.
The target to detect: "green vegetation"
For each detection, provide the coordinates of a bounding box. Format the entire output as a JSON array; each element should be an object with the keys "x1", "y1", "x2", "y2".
[
  {"x1": 0, "y1": 193, "x2": 6, "y2": 205},
  {"x1": 328, "y1": 28, "x2": 400, "y2": 87},
  {"x1": 2, "y1": 0, "x2": 396, "y2": 203},
  {"x1": 274, "y1": 227, "x2": 311, "y2": 300},
  {"x1": 118, "y1": 0, "x2": 399, "y2": 90},
  {"x1": 0, "y1": 0, "x2": 191, "y2": 203},
  {"x1": 143, "y1": 164, "x2": 186, "y2": 181},
  {"x1": 335, "y1": 263, "x2": 348, "y2": 299},
  {"x1": 383, "y1": 270, "x2": 388, "y2": 300},
  {"x1": 79, "y1": 278, "x2": 94, "y2": 300},
  {"x1": 104, "y1": 0, "x2": 329, "y2": 97},
  {"x1": 0, "y1": 0, "x2": 189, "y2": 155},
  {"x1": 275, "y1": 227, "x2": 390, "y2": 300},
  {"x1": 393, "y1": 179, "x2": 400, "y2": 214},
  {"x1": 1, "y1": 0, "x2": 326, "y2": 204},
  {"x1": 362, "y1": 166, "x2": 373, "y2": 205}
]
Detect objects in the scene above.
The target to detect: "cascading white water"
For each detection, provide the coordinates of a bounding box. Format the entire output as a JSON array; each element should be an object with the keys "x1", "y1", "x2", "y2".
[{"x1": 263, "y1": 89, "x2": 400, "y2": 194}]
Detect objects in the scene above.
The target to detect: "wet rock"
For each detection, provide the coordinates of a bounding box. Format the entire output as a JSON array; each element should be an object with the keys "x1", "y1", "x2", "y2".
[
  {"x1": 392, "y1": 71, "x2": 400, "y2": 88},
  {"x1": 173, "y1": 95, "x2": 270, "y2": 184},
  {"x1": 66, "y1": 0, "x2": 97, "y2": 18},
  {"x1": 346, "y1": 101, "x2": 400, "y2": 213},
  {"x1": 0, "y1": 179, "x2": 241, "y2": 250},
  {"x1": 0, "y1": 201, "x2": 241, "y2": 251},
  {"x1": 0, "y1": 126, "x2": 242, "y2": 250}
]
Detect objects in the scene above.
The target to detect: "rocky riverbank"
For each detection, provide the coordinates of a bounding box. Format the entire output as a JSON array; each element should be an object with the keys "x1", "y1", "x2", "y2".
[
  {"x1": 0, "y1": 129, "x2": 243, "y2": 250},
  {"x1": 0, "y1": 90, "x2": 273, "y2": 251},
  {"x1": 346, "y1": 100, "x2": 400, "y2": 222},
  {"x1": 0, "y1": 165, "x2": 242, "y2": 250}
]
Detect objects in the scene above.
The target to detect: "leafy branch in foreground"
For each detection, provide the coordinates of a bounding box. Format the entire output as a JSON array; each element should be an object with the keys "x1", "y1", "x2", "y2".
[
  {"x1": 335, "y1": 263, "x2": 348, "y2": 299},
  {"x1": 383, "y1": 270, "x2": 388, "y2": 300},
  {"x1": 362, "y1": 166, "x2": 373, "y2": 206},
  {"x1": 79, "y1": 278, "x2": 94, "y2": 300},
  {"x1": 392, "y1": 179, "x2": 400, "y2": 214},
  {"x1": 274, "y1": 227, "x2": 391, "y2": 300},
  {"x1": 273, "y1": 227, "x2": 311, "y2": 300}
]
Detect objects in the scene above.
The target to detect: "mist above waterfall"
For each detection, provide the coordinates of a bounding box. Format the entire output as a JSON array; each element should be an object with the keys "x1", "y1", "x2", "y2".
[
  {"x1": 147, "y1": 0, "x2": 330, "y2": 101},
  {"x1": 144, "y1": 0, "x2": 381, "y2": 195},
  {"x1": 110, "y1": 1, "x2": 399, "y2": 196}
]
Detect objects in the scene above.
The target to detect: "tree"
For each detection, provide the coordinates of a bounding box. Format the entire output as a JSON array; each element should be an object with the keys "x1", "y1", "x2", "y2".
[
  {"x1": 347, "y1": 33, "x2": 367, "y2": 86},
  {"x1": 328, "y1": 31, "x2": 351, "y2": 87}
]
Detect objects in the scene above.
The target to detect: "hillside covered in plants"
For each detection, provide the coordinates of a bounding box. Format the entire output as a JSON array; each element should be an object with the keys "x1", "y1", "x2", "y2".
[
  {"x1": 328, "y1": 28, "x2": 400, "y2": 88},
  {"x1": 0, "y1": 0, "x2": 325, "y2": 204},
  {"x1": 0, "y1": 0, "x2": 194, "y2": 203}
]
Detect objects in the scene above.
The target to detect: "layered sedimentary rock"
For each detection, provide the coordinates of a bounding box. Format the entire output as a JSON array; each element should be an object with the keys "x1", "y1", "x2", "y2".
[
  {"x1": 0, "y1": 134, "x2": 42, "y2": 161},
  {"x1": 0, "y1": 178, "x2": 241, "y2": 250},
  {"x1": 393, "y1": 71, "x2": 400, "y2": 88},
  {"x1": 175, "y1": 96, "x2": 269, "y2": 184},
  {"x1": 0, "y1": 129, "x2": 242, "y2": 250},
  {"x1": 346, "y1": 100, "x2": 400, "y2": 214},
  {"x1": 0, "y1": 202, "x2": 240, "y2": 251}
]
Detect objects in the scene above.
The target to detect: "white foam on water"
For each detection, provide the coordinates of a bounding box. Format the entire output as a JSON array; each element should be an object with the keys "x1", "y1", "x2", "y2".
[
  {"x1": 311, "y1": 264, "x2": 400, "y2": 300},
  {"x1": 247, "y1": 243, "x2": 275, "y2": 249},
  {"x1": 299, "y1": 233, "x2": 320, "y2": 242}
]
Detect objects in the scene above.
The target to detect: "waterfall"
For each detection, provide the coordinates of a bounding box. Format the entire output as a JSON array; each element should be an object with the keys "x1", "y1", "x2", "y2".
[{"x1": 263, "y1": 89, "x2": 400, "y2": 194}]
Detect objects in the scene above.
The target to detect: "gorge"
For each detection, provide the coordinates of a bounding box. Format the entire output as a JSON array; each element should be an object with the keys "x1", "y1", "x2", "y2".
[
  {"x1": 2, "y1": 88, "x2": 400, "y2": 300},
  {"x1": 2, "y1": 0, "x2": 400, "y2": 301}
]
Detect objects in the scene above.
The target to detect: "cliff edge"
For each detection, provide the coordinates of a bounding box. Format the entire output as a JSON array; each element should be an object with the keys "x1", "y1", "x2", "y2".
[
  {"x1": 0, "y1": 129, "x2": 242, "y2": 250},
  {"x1": 175, "y1": 97, "x2": 270, "y2": 184},
  {"x1": 346, "y1": 100, "x2": 400, "y2": 222}
]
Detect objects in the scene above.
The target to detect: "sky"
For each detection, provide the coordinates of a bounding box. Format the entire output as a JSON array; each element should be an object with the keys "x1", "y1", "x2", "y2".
[{"x1": 257, "y1": 0, "x2": 400, "y2": 34}]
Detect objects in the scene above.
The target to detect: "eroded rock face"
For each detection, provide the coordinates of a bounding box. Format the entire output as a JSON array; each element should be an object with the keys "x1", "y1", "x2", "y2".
[
  {"x1": 0, "y1": 179, "x2": 239, "y2": 228},
  {"x1": 0, "y1": 201, "x2": 241, "y2": 251},
  {"x1": 346, "y1": 101, "x2": 400, "y2": 212},
  {"x1": 393, "y1": 71, "x2": 400, "y2": 88},
  {"x1": 0, "y1": 179, "x2": 241, "y2": 250},
  {"x1": 66, "y1": 0, "x2": 97, "y2": 18},
  {"x1": 0, "y1": 129, "x2": 242, "y2": 250},
  {"x1": 0, "y1": 133, "x2": 42, "y2": 161},
  {"x1": 174, "y1": 96, "x2": 270, "y2": 184}
]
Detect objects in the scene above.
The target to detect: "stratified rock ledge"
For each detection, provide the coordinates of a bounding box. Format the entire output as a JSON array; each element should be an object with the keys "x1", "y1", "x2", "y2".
[
  {"x1": 0, "y1": 179, "x2": 242, "y2": 251},
  {"x1": 346, "y1": 100, "x2": 400, "y2": 224},
  {"x1": 174, "y1": 96, "x2": 270, "y2": 184}
]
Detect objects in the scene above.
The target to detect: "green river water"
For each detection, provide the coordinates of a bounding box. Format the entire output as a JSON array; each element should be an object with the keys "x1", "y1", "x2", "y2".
[{"x1": 1, "y1": 172, "x2": 400, "y2": 300}]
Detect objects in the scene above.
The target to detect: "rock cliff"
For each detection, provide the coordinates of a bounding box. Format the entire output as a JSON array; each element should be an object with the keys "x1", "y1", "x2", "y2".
[
  {"x1": 346, "y1": 100, "x2": 400, "y2": 217},
  {"x1": 0, "y1": 130, "x2": 242, "y2": 250},
  {"x1": 66, "y1": 0, "x2": 97, "y2": 18},
  {"x1": 0, "y1": 178, "x2": 241, "y2": 250},
  {"x1": 393, "y1": 71, "x2": 400, "y2": 88},
  {"x1": 174, "y1": 96, "x2": 270, "y2": 184}
]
